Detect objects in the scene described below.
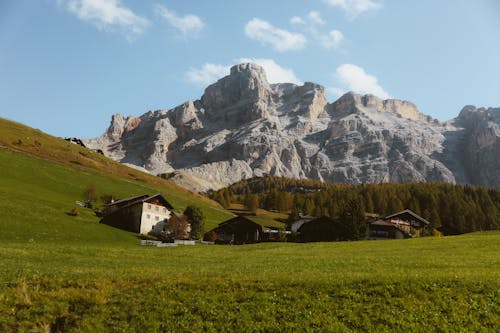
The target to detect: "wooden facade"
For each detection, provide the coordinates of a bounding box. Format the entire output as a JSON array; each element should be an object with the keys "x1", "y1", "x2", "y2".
[
  {"x1": 296, "y1": 217, "x2": 349, "y2": 242},
  {"x1": 204, "y1": 216, "x2": 262, "y2": 244}
]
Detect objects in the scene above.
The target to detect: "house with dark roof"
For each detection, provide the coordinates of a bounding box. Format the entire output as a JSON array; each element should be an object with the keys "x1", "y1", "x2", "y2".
[
  {"x1": 204, "y1": 216, "x2": 262, "y2": 244},
  {"x1": 296, "y1": 216, "x2": 350, "y2": 242},
  {"x1": 100, "y1": 194, "x2": 174, "y2": 235},
  {"x1": 366, "y1": 209, "x2": 431, "y2": 239}
]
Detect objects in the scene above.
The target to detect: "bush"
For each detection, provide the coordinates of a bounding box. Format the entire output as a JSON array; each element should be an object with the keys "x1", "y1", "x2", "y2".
[{"x1": 68, "y1": 207, "x2": 80, "y2": 216}]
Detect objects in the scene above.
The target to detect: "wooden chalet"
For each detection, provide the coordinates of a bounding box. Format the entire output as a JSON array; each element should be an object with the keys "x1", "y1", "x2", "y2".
[
  {"x1": 204, "y1": 216, "x2": 262, "y2": 244},
  {"x1": 100, "y1": 194, "x2": 174, "y2": 235},
  {"x1": 296, "y1": 216, "x2": 350, "y2": 242},
  {"x1": 366, "y1": 209, "x2": 430, "y2": 239}
]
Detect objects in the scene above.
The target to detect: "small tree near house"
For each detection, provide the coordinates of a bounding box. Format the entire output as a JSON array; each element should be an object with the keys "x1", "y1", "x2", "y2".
[
  {"x1": 100, "y1": 194, "x2": 115, "y2": 204},
  {"x1": 184, "y1": 205, "x2": 205, "y2": 240},
  {"x1": 82, "y1": 185, "x2": 98, "y2": 208},
  {"x1": 163, "y1": 214, "x2": 190, "y2": 240}
]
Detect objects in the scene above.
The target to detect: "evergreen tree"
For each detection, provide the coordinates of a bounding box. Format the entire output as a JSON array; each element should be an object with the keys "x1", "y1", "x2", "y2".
[
  {"x1": 340, "y1": 198, "x2": 366, "y2": 240},
  {"x1": 184, "y1": 205, "x2": 205, "y2": 240}
]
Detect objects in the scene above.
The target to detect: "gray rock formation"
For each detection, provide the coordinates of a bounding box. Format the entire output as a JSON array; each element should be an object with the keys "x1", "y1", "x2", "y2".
[{"x1": 84, "y1": 63, "x2": 500, "y2": 191}]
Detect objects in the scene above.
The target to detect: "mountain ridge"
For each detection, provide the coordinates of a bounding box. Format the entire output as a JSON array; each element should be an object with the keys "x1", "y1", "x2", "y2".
[{"x1": 84, "y1": 63, "x2": 500, "y2": 191}]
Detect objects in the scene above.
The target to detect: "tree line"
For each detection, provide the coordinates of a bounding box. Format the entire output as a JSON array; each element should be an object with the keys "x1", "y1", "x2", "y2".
[{"x1": 209, "y1": 177, "x2": 500, "y2": 234}]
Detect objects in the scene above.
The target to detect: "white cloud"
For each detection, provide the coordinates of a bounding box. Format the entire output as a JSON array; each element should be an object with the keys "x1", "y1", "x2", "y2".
[
  {"x1": 322, "y1": 0, "x2": 381, "y2": 17},
  {"x1": 307, "y1": 11, "x2": 326, "y2": 25},
  {"x1": 185, "y1": 59, "x2": 301, "y2": 87},
  {"x1": 62, "y1": 0, "x2": 149, "y2": 39},
  {"x1": 244, "y1": 18, "x2": 306, "y2": 52},
  {"x1": 290, "y1": 16, "x2": 306, "y2": 25},
  {"x1": 155, "y1": 5, "x2": 204, "y2": 38},
  {"x1": 333, "y1": 64, "x2": 390, "y2": 99},
  {"x1": 238, "y1": 58, "x2": 302, "y2": 84},
  {"x1": 319, "y1": 29, "x2": 344, "y2": 49},
  {"x1": 185, "y1": 63, "x2": 229, "y2": 87},
  {"x1": 290, "y1": 11, "x2": 344, "y2": 49}
]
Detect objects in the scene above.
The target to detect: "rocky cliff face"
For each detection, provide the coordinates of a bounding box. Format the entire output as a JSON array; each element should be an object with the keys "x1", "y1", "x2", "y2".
[{"x1": 84, "y1": 63, "x2": 500, "y2": 191}]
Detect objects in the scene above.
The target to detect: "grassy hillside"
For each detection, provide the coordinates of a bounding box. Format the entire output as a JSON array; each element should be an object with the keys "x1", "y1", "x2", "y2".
[{"x1": 0, "y1": 118, "x2": 233, "y2": 232}]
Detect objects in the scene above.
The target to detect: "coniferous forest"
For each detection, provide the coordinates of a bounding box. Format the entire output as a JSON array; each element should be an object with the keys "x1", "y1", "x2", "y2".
[{"x1": 210, "y1": 177, "x2": 500, "y2": 234}]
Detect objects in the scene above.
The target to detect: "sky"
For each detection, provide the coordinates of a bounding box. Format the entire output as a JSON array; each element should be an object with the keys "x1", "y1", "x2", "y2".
[{"x1": 1, "y1": 0, "x2": 499, "y2": 138}]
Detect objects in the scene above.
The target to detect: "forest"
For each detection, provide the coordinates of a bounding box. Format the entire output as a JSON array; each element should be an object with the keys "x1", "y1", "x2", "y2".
[{"x1": 209, "y1": 177, "x2": 500, "y2": 234}]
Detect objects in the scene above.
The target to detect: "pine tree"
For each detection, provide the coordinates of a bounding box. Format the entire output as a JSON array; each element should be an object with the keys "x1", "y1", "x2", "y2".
[{"x1": 340, "y1": 197, "x2": 366, "y2": 240}]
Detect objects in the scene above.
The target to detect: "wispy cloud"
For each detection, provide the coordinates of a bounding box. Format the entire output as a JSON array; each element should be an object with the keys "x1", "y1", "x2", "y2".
[
  {"x1": 238, "y1": 58, "x2": 302, "y2": 84},
  {"x1": 61, "y1": 0, "x2": 149, "y2": 40},
  {"x1": 244, "y1": 18, "x2": 306, "y2": 52},
  {"x1": 185, "y1": 58, "x2": 301, "y2": 87},
  {"x1": 155, "y1": 5, "x2": 204, "y2": 38},
  {"x1": 318, "y1": 30, "x2": 344, "y2": 49},
  {"x1": 291, "y1": 11, "x2": 344, "y2": 49},
  {"x1": 332, "y1": 64, "x2": 390, "y2": 99},
  {"x1": 307, "y1": 11, "x2": 326, "y2": 25},
  {"x1": 290, "y1": 16, "x2": 306, "y2": 25},
  {"x1": 185, "y1": 63, "x2": 229, "y2": 87},
  {"x1": 322, "y1": 0, "x2": 381, "y2": 17}
]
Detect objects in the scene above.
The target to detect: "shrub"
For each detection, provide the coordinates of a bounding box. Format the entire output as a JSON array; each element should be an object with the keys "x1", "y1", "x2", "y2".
[{"x1": 68, "y1": 207, "x2": 80, "y2": 216}]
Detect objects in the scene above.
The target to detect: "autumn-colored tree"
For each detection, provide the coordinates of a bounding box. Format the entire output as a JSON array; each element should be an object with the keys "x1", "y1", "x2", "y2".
[
  {"x1": 164, "y1": 214, "x2": 190, "y2": 240},
  {"x1": 245, "y1": 194, "x2": 259, "y2": 215}
]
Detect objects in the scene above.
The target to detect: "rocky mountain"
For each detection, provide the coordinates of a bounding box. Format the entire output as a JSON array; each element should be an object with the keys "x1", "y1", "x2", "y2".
[{"x1": 84, "y1": 63, "x2": 500, "y2": 191}]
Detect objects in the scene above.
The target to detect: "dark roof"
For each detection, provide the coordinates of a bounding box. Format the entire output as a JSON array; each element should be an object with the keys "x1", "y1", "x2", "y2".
[
  {"x1": 384, "y1": 209, "x2": 430, "y2": 225},
  {"x1": 106, "y1": 194, "x2": 149, "y2": 207},
  {"x1": 211, "y1": 216, "x2": 263, "y2": 232},
  {"x1": 143, "y1": 194, "x2": 174, "y2": 210},
  {"x1": 105, "y1": 193, "x2": 174, "y2": 211}
]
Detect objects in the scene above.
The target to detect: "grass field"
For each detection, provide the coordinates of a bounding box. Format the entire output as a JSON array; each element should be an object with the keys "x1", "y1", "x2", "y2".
[
  {"x1": 0, "y1": 118, "x2": 499, "y2": 332},
  {"x1": 0, "y1": 232, "x2": 498, "y2": 332}
]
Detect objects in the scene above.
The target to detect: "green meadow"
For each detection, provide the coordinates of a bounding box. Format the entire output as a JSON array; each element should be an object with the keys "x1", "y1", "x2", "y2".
[
  {"x1": 1, "y1": 231, "x2": 498, "y2": 332},
  {"x1": 0, "y1": 119, "x2": 499, "y2": 332}
]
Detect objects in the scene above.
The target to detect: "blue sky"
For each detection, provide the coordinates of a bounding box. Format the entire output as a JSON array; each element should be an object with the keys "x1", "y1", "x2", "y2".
[{"x1": 1, "y1": 0, "x2": 499, "y2": 138}]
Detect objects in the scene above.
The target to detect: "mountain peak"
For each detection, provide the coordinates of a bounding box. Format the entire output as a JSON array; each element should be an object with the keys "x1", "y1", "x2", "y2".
[
  {"x1": 85, "y1": 66, "x2": 500, "y2": 191},
  {"x1": 230, "y1": 62, "x2": 266, "y2": 77}
]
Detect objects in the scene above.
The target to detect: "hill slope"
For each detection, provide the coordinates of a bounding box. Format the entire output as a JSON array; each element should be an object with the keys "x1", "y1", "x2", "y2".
[{"x1": 0, "y1": 117, "x2": 233, "y2": 237}]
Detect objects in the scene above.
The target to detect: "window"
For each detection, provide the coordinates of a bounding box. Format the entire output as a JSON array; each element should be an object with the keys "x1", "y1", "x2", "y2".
[
  {"x1": 148, "y1": 204, "x2": 151, "y2": 209},
  {"x1": 155, "y1": 216, "x2": 159, "y2": 221},
  {"x1": 155, "y1": 206, "x2": 159, "y2": 211},
  {"x1": 163, "y1": 208, "x2": 167, "y2": 213},
  {"x1": 146, "y1": 214, "x2": 151, "y2": 219}
]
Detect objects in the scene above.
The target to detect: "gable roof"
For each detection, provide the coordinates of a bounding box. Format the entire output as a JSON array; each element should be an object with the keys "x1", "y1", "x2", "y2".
[
  {"x1": 384, "y1": 209, "x2": 430, "y2": 225},
  {"x1": 105, "y1": 193, "x2": 174, "y2": 211},
  {"x1": 106, "y1": 194, "x2": 149, "y2": 207},
  {"x1": 143, "y1": 194, "x2": 174, "y2": 210},
  {"x1": 213, "y1": 216, "x2": 263, "y2": 231}
]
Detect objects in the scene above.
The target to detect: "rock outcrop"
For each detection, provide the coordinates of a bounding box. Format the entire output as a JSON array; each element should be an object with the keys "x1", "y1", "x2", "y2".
[{"x1": 84, "y1": 63, "x2": 500, "y2": 191}]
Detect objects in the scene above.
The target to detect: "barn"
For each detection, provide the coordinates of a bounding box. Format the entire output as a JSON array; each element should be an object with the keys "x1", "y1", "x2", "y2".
[{"x1": 204, "y1": 216, "x2": 262, "y2": 244}]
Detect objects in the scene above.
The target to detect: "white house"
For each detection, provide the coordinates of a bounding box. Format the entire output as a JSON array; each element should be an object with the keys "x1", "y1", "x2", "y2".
[{"x1": 100, "y1": 194, "x2": 174, "y2": 234}]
